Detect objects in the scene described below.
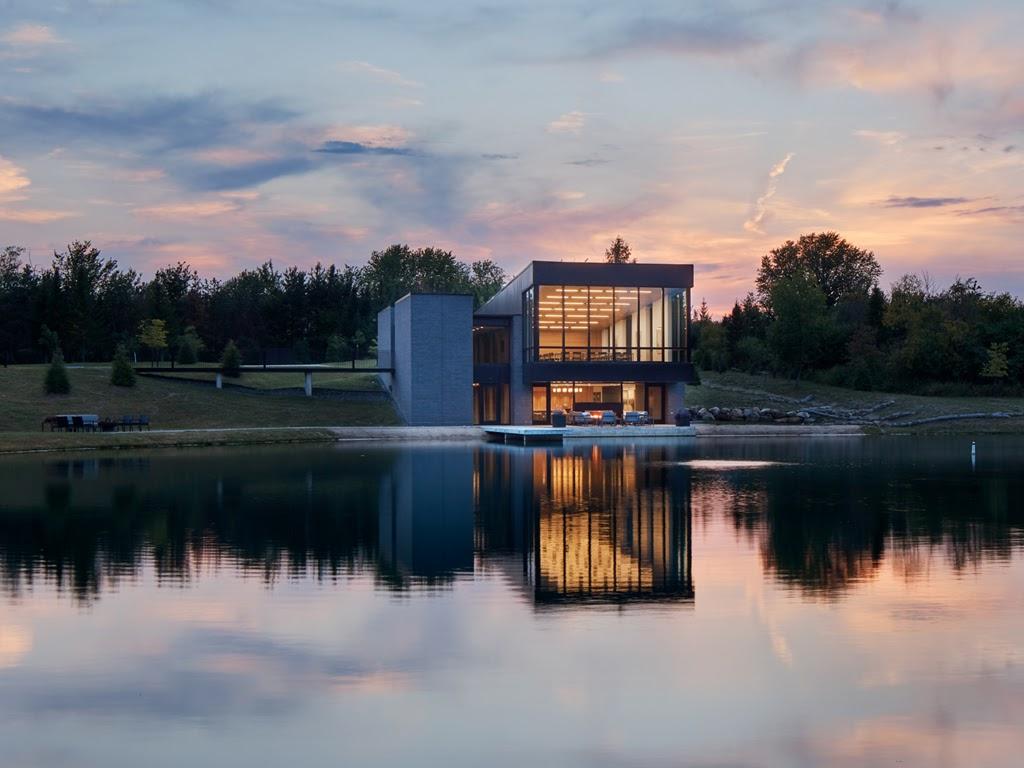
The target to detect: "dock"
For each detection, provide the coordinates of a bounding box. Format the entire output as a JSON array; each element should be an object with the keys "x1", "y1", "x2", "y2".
[{"x1": 482, "y1": 425, "x2": 697, "y2": 444}]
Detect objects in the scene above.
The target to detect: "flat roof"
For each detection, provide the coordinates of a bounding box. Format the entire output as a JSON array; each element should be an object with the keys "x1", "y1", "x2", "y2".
[{"x1": 477, "y1": 259, "x2": 694, "y2": 316}]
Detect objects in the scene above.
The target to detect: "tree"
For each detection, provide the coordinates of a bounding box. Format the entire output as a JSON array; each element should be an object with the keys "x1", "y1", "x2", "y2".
[
  {"x1": 110, "y1": 344, "x2": 136, "y2": 387},
  {"x1": 220, "y1": 340, "x2": 242, "y2": 377},
  {"x1": 174, "y1": 326, "x2": 204, "y2": 365},
  {"x1": 137, "y1": 319, "x2": 168, "y2": 364},
  {"x1": 468, "y1": 260, "x2": 506, "y2": 307},
  {"x1": 980, "y1": 342, "x2": 1010, "y2": 380},
  {"x1": 44, "y1": 350, "x2": 71, "y2": 394},
  {"x1": 605, "y1": 237, "x2": 634, "y2": 264},
  {"x1": 696, "y1": 298, "x2": 712, "y2": 324},
  {"x1": 326, "y1": 334, "x2": 349, "y2": 362},
  {"x1": 38, "y1": 325, "x2": 60, "y2": 363},
  {"x1": 757, "y1": 232, "x2": 881, "y2": 309},
  {"x1": 767, "y1": 272, "x2": 828, "y2": 379}
]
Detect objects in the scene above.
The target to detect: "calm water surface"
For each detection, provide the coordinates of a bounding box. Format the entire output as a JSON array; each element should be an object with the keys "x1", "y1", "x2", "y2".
[{"x1": 2, "y1": 437, "x2": 1023, "y2": 767}]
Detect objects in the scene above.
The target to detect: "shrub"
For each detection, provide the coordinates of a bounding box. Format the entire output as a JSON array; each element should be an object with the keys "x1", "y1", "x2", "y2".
[
  {"x1": 175, "y1": 326, "x2": 204, "y2": 365},
  {"x1": 110, "y1": 344, "x2": 136, "y2": 387},
  {"x1": 44, "y1": 350, "x2": 71, "y2": 394},
  {"x1": 220, "y1": 340, "x2": 242, "y2": 378}
]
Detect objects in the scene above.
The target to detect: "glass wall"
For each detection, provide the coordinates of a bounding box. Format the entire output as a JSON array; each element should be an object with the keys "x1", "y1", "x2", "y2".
[
  {"x1": 525, "y1": 285, "x2": 688, "y2": 362},
  {"x1": 536, "y1": 381, "x2": 667, "y2": 422}
]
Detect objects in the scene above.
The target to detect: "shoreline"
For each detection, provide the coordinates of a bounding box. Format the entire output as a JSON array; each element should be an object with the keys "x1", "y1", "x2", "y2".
[{"x1": 1, "y1": 420, "x2": 1020, "y2": 456}]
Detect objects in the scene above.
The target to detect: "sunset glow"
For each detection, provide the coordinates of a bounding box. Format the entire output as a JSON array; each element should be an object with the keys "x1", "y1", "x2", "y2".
[{"x1": 1, "y1": 1, "x2": 1021, "y2": 313}]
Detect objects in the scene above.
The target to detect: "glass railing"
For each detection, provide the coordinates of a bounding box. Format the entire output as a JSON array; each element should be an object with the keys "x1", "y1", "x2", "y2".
[{"x1": 531, "y1": 347, "x2": 687, "y2": 362}]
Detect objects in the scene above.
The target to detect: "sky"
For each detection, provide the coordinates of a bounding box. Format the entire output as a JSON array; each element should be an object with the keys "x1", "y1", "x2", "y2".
[{"x1": 1, "y1": 0, "x2": 1022, "y2": 315}]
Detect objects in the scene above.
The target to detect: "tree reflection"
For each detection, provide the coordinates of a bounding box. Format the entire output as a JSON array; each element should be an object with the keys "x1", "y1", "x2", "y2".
[{"x1": 1, "y1": 439, "x2": 1022, "y2": 604}]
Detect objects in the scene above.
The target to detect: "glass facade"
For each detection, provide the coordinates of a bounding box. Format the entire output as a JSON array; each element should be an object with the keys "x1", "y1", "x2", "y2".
[
  {"x1": 526, "y1": 285, "x2": 688, "y2": 362},
  {"x1": 533, "y1": 381, "x2": 667, "y2": 424}
]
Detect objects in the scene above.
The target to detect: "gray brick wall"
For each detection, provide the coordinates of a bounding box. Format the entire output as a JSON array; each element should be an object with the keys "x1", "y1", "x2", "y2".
[
  {"x1": 379, "y1": 294, "x2": 473, "y2": 425},
  {"x1": 509, "y1": 315, "x2": 532, "y2": 424}
]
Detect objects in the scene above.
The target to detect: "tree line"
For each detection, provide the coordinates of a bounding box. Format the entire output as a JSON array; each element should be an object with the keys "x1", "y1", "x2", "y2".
[
  {"x1": 693, "y1": 232, "x2": 1024, "y2": 394},
  {"x1": 0, "y1": 242, "x2": 506, "y2": 366}
]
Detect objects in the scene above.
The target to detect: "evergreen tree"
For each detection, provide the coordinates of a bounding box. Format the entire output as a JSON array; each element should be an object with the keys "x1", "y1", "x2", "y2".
[
  {"x1": 220, "y1": 340, "x2": 242, "y2": 377},
  {"x1": 44, "y1": 350, "x2": 71, "y2": 394},
  {"x1": 110, "y1": 344, "x2": 136, "y2": 387}
]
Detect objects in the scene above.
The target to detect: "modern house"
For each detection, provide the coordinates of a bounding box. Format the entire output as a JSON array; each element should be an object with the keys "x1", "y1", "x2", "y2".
[{"x1": 378, "y1": 260, "x2": 695, "y2": 426}]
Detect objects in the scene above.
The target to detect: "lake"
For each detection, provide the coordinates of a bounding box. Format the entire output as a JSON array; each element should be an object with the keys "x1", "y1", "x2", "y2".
[{"x1": 2, "y1": 437, "x2": 1023, "y2": 767}]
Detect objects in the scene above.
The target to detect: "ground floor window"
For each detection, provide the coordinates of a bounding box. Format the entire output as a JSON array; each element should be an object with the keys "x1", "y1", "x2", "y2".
[
  {"x1": 531, "y1": 382, "x2": 668, "y2": 423},
  {"x1": 473, "y1": 383, "x2": 510, "y2": 425}
]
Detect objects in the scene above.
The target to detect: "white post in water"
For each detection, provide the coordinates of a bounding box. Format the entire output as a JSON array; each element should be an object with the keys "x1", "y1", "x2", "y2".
[
  {"x1": 304, "y1": 371, "x2": 313, "y2": 397},
  {"x1": 971, "y1": 441, "x2": 977, "y2": 470},
  {"x1": 215, "y1": 372, "x2": 223, "y2": 390}
]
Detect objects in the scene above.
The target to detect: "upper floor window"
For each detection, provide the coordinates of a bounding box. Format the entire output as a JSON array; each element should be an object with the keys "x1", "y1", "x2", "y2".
[{"x1": 526, "y1": 285, "x2": 689, "y2": 362}]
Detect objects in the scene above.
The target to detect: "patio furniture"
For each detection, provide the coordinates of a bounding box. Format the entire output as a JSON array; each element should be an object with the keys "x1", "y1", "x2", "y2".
[
  {"x1": 600, "y1": 410, "x2": 617, "y2": 426},
  {"x1": 120, "y1": 416, "x2": 135, "y2": 431},
  {"x1": 551, "y1": 410, "x2": 567, "y2": 428},
  {"x1": 623, "y1": 411, "x2": 650, "y2": 426},
  {"x1": 137, "y1": 415, "x2": 151, "y2": 431},
  {"x1": 571, "y1": 411, "x2": 592, "y2": 426},
  {"x1": 82, "y1": 415, "x2": 99, "y2": 432}
]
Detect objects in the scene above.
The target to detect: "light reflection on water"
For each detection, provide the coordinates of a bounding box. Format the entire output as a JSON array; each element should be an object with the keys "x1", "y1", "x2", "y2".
[{"x1": 1, "y1": 437, "x2": 1023, "y2": 767}]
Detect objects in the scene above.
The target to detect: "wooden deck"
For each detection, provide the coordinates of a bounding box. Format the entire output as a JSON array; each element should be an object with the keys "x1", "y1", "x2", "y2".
[{"x1": 482, "y1": 425, "x2": 697, "y2": 444}]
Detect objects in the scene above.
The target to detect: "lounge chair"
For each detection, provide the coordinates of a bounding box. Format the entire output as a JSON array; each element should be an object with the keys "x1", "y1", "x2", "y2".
[
  {"x1": 600, "y1": 410, "x2": 617, "y2": 426},
  {"x1": 137, "y1": 415, "x2": 150, "y2": 431}
]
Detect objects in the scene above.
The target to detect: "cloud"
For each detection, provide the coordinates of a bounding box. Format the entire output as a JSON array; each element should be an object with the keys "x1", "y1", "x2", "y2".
[
  {"x1": 883, "y1": 195, "x2": 972, "y2": 208},
  {"x1": 744, "y1": 152, "x2": 795, "y2": 233},
  {"x1": 481, "y1": 153, "x2": 518, "y2": 161},
  {"x1": 0, "y1": 93, "x2": 297, "y2": 153},
  {"x1": 338, "y1": 61, "x2": 422, "y2": 88},
  {"x1": 958, "y1": 205, "x2": 1024, "y2": 218},
  {"x1": 133, "y1": 200, "x2": 242, "y2": 219},
  {"x1": 0, "y1": 207, "x2": 78, "y2": 223},
  {"x1": 0, "y1": 155, "x2": 31, "y2": 199},
  {"x1": 315, "y1": 141, "x2": 414, "y2": 157},
  {"x1": 322, "y1": 124, "x2": 413, "y2": 148},
  {"x1": 0, "y1": 23, "x2": 62, "y2": 47},
  {"x1": 585, "y1": 12, "x2": 763, "y2": 59},
  {"x1": 547, "y1": 111, "x2": 585, "y2": 135},
  {"x1": 0, "y1": 153, "x2": 78, "y2": 222},
  {"x1": 854, "y1": 129, "x2": 906, "y2": 146}
]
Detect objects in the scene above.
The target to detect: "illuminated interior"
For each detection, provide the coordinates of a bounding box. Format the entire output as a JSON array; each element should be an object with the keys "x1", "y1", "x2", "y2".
[{"x1": 531, "y1": 285, "x2": 688, "y2": 362}]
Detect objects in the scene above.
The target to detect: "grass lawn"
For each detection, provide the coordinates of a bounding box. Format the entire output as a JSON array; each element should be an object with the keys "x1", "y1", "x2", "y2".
[
  {"x1": 690, "y1": 370, "x2": 1024, "y2": 433},
  {"x1": 0, "y1": 364, "x2": 399, "y2": 434},
  {"x1": 145, "y1": 359, "x2": 382, "y2": 391}
]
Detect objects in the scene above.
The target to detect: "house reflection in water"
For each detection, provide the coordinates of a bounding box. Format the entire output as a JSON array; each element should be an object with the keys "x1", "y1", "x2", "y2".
[
  {"x1": 475, "y1": 444, "x2": 694, "y2": 608},
  {"x1": 377, "y1": 449, "x2": 476, "y2": 588}
]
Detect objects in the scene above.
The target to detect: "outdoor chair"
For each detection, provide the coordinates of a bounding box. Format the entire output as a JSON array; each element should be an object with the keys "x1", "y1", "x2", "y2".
[
  {"x1": 120, "y1": 416, "x2": 134, "y2": 432},
  {"x1": 137, "y1": 415, "x2": 150, "y2": 431},
  {"x1": 71, "y1": 416, "x2": 84, "y2": 433},
  {"x1": 600, "y1": 410, "x2": 617, "y2": 426},
  {"x1": 623, "y1": 411, "x2": 642, "y2": 426},
  {"x1": 83, "y1": 415, "x2": 99, "y2": 432},
  {"x1": 571, "y1": 411, "x2": 591, "y2": 426}
]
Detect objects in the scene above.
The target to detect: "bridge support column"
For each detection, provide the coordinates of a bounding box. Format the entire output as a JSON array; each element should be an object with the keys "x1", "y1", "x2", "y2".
[
  {"x1": 215, "y1": 373, "x2": 223, "y2": 390},
  {"x1": 304, "y1": 371, "x2": 313, "y2": 397}
]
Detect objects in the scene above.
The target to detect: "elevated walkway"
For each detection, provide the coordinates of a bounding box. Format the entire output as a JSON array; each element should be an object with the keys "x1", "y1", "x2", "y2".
[{"x1": 482, "y1": 424, "x2": 697, "y2": 444}]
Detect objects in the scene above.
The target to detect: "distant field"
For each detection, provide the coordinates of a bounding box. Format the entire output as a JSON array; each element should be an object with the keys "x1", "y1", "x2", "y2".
[
  {"x1": 690, "y1": 370, "x2": 1024, "y2": 433},
  {"x1": 0, "y1": 364, "x2": 399, "y2": 433}
]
